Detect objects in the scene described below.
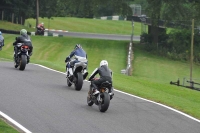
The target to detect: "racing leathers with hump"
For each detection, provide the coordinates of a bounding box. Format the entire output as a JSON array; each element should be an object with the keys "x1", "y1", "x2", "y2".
[
  {"x1": 13, "y1": 29, "x2": 33, "y2": 64},
  {"x1": 88, "y1": 60, "x2": 114, "y2": 99},
  {"x1": 65, "y1": 44, "x2": 88, "y2": 80}
]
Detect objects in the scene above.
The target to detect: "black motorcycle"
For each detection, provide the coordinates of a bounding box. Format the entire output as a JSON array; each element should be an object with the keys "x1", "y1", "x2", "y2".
[
  {"x1": 87, "y1": 79, "x2": 113, "y2": 112},
  {"x1": 14, "y1": 43, "x2": 30, "y2": 70},
  {"x1": 0, "y1": 40, "x2": 3, "y2": 51}
]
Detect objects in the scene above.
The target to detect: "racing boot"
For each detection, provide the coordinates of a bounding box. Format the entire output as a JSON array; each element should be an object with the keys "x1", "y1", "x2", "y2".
[
  {"x1": 109, "y1": 87, "x2": 114, "y2": 100},
  {"x1": 83, "y1": 69, "x2": 88, "y2": 80},
  {"x1": 66, "y1": 68, "x2": 73, "y2": 79},
  {"x1": 27, "y1": 56, "x2": 30, "y2": 64},
  {"x1": 92, "y1": 86, "x2": 99, "y2": 96}
]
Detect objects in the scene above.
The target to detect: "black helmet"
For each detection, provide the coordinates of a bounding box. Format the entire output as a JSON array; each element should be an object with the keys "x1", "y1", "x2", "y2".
[{"x1": 74, "y1": 44, "x2": 82, "y2": 49}]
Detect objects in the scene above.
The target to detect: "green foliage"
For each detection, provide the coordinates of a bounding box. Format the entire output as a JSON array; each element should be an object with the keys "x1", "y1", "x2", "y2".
[{"x1": 141, "y1": 27, "x2": 200, "y2": 63}]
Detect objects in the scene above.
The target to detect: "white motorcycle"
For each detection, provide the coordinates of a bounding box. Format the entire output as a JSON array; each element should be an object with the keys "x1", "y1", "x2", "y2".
[{"x1": 66, "y1": 57, "x2": 88, "y2": 91}]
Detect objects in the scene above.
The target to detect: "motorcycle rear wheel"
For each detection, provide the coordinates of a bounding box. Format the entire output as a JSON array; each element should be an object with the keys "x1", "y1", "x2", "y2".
[
  {"x1": 74, "y1": 72, "x2": 83, "y2": 91},
  {"x1": 19, "y1": 55, "x2": 27, "y2": 70},
  {"x1": 99, "y1": 92, "x2": 110, "y2": 112}
]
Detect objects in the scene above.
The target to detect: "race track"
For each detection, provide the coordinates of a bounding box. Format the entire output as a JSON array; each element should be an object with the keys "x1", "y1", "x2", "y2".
[
  {"x1": 0, "y1": 62, "x2": 199, "y2": 133},
  {"x1": 46, "y1": 31, "x2": 140, "y2": 41}
]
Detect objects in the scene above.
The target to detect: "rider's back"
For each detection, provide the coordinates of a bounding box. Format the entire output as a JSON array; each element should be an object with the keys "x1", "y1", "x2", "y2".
[
  {"x1": 17, "y1": 34, "x2": 32, "y2": 45},
  {"x1": 98, "y1": 65, "x2": 112, "y2": 78},
  {"x1": 74, "y1": 48, "x2": 87, "y2": 57}
]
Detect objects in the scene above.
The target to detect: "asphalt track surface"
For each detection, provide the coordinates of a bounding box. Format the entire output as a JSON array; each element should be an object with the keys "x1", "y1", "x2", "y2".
[
  {"x1": 0, "y1": 61, "x2": 200, "y2": 133},
  {"x1": 47, "y1": 31, "x2": 140, "y2": 41}
]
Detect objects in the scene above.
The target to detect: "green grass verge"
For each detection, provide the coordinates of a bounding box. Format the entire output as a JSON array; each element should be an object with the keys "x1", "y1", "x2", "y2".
[
  {"x1": 1, "y1": 17, "x2": 142, "y2": 35},
  {"x1": 25, "y1": 17, "x2": 142, "y2": 35},
  {"x1": 0, "y1": 21, "x2": 34, "y2": 32},
  {"x1": 0, "y1": 119, "x2": 19, "y2": 133},
  {"x1": 0, "y1": 33, "x2": 200, "y2": 132}
]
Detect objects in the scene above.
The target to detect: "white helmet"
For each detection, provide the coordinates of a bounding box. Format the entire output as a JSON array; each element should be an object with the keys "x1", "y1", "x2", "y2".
[{"x1": 100, "y1": 60, "x2": 108, "y2": 67}]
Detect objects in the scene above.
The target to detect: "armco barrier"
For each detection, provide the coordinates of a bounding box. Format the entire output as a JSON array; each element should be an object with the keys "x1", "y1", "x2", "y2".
[
  {"x1": 0, "y1": 29, "x2": 64, "y2": 37},
  {"x1": 95, "y1": 16, "x2": 126, "y2": 21},
  {"x1": 31, "y1": 31, "x2": 63, "y2": 37},
  {"x1": 0, "y1": 29, "x2": 31, "y2": 35}
]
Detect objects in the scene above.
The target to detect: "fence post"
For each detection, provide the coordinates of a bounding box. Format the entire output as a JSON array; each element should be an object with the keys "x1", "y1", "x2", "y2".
[
  {"x1": 12, "y1": 13, "x2": 14, "y2": 23},
  {"x1": 2, "y1": 11, "x2": 4, "y2": 20}
]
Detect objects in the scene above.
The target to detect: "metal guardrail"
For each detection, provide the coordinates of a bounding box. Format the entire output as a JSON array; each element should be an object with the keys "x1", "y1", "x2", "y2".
[
  {"x1": 0, "y1": 28, "x2": 31, "y2": 35},
  {"x1": 170, "y1": 79, "x2": 200, "y2": 91}
]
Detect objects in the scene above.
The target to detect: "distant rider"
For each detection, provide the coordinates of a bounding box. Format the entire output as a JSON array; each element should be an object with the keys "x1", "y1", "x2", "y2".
[
  {"x1": 0, "y1": 31, "x2": 4, "y2": 48},
  {"x1": 88, "y1": 60, "x2": 114, "y2": 99},
  {"x1": 65, "y1": 44, "x2": 88, "y2": 80},
  {"x1": 37, "y1": 22, "x2": 45, "y2": 32},
  {"x1": 13, "y1": 29, "x2": 33, "y2": 64}
]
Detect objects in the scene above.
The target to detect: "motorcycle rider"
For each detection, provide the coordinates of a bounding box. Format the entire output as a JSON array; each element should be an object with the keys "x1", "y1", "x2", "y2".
[
  {"x1": 0, "y1": 31, "x2": 4, "y2": 48},
  {"x1": 37, "y1": 22, "x2": 45, "y2": 31},
  {"x1": 65, "y1": 44, "x2": 88, "y2": 80},
  {"x1": 88, "y1": 60, "x2": 114, "y2": 99},
  {"x1": 13, "y1": 29, "x2": 33, "y2": 64}
]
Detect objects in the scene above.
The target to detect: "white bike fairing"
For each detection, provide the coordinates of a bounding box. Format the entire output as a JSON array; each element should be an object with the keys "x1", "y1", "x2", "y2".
[{"x1": 74, "y1": 55, "x2": 88, "y2": 62}]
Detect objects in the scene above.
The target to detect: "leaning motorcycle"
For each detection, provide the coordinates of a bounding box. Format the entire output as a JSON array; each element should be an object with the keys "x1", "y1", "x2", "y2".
[
  {"x1": 35, "y1": 28, "x2": 45, "y2": 35},
  {"x1": 14, "y1": 43, "x2": 30, "y2": 70},
  {"x1": 87, "y1": 79, "x2": 113, "y2": 112},
  {"x1": 66, "y1": 58, "x2": 87, "y2": 91}
]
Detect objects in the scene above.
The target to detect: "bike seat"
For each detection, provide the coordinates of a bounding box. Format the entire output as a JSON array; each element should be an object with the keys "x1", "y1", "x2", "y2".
[{"x1": 100, "y1": 81, "x2": 112, "y2": 88}]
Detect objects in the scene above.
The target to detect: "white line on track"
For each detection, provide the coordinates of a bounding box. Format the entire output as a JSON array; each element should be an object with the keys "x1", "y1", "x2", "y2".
[
  {"x1": 1, "y1": 63, "x2": 199, "y2": 133},
  {"x1": 33, "y1": 63, "x2": 200, "y2": 123},
  {"x1": 0, "y1": 111, "x2": 32, "y2": 133}
]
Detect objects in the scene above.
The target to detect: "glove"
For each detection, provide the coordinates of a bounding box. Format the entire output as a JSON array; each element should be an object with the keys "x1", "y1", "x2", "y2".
[{"x1": 65, "y1": 58, "x2": 69, "y2": 63}]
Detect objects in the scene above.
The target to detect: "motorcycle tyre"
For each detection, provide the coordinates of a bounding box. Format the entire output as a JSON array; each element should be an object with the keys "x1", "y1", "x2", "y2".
[
  {"x1": 19, "y1": 55, "x2": 27, "y2": 70},
  {"x1": 67, "y1": 77, "x2": 72, "y2": 87},
  {"x1": 99, "y1": 92, "x2": 110, "y2": 112},
  {"x1": 74, "y1": 72, "x2": 83, "y2": 91},
  {"x1": 87, "y1": 95, "x2": 94, "y2": 106}
]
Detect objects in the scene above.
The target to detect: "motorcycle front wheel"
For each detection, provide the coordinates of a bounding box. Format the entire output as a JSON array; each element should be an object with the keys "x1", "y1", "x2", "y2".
[
  {"x1": 67, "y1": 77, "x2": 72, "y2": 87},
  {"x1": 87, "y1": 95, "x2": 94, "y2": 106},
  {"x1": 99, "y1": 92, "x2": 110, "y2": 112},
  {"x1": 74, "y1": 72, "x2": 83, "y2": 91}
]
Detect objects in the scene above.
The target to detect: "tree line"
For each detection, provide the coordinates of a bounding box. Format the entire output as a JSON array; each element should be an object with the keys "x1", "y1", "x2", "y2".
[
  {"x1": 1, "y1": 0, "x2": 200, "y2": 62},
  {"x1": 0, "y1": 0, "x2": 134, "y2": 25},
  {"x1": 139, "y1": 0, "x2": 200, "y2": 63}
]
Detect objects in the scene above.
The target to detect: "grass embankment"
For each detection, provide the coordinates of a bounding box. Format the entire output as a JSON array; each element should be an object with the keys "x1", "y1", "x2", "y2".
[
  {"x1": 0, "y1": 118, "x2": 19, "y2": 133},
  {"x1": 0, "y1": 21, "x2": 34, "y2": 32},
  {"x1": 1, "y1": 17, "x2": 142, "y2": 35},
  {"x1": 26, "y1": 17, "x2": 142, "y2": 35},
  {"x1": 1, "y1": 34, "x2": 200, "y2": 121}
]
